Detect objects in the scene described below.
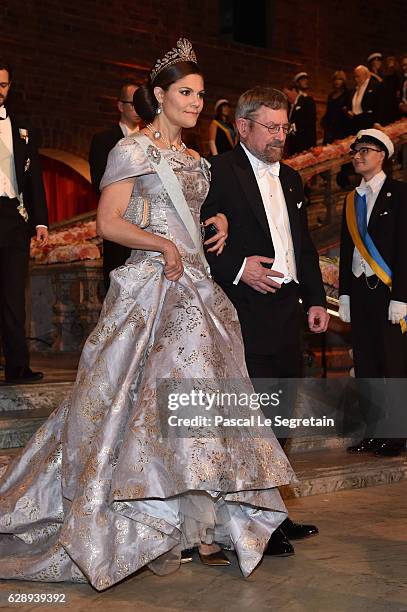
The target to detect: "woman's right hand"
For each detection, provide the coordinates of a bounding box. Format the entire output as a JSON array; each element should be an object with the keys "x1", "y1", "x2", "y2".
[{"x1": 162, "y1": 241, "x2": 184, "y2": 281}]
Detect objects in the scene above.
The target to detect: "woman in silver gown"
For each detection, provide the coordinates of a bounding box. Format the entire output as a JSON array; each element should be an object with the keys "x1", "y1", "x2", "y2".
[{"x1": 0, "y1": 39, "x2": 295, "y2": 591}]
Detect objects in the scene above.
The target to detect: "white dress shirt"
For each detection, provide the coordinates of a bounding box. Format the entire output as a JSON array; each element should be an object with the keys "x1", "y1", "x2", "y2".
[
  {"x1": 119, "y1": 122, "x2": 139, "y2": 137},
  {"x1": 0, "y1": 115, "x2": 19, "y2": 198},
  {"x1": 352, "y1": 78, "x2": 369, "y2": 115},
  {"x1": 233, "y1": 143, "x2": 298, "y2": 285},
  {"x1": 352, "y1": 170, "x2": 386, "y2": 278}
]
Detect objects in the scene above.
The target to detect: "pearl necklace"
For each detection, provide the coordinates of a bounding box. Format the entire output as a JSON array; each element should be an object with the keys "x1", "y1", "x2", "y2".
[{"x1": 146, "y1": 123, "x2": 186, "y2": 152}]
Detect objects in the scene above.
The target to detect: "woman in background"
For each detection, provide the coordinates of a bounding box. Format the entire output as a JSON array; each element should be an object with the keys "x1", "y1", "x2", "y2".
[
  {"x1": 208, "y1": 98, "x2": 238, "y2": 155},
  {"x1": 322, "y1": 70, "x2": 352, "y2": 144}
]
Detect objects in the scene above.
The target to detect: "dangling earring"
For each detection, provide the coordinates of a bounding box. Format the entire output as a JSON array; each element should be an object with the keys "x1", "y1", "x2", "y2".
[{"x1": 156, "y1": 104, "x2": 162, "y2": 115}]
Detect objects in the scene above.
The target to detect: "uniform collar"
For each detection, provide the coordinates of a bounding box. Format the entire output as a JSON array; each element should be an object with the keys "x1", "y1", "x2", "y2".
[{"x1": 357, "y1": 170, "x2": 386, "y2": 195}]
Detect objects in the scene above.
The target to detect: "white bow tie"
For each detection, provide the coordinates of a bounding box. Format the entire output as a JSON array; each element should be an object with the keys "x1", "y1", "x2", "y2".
[
  {"x1": 256, "y1": 161, "x2": 280, "y2": 179},
  {"x1": 0, "y1": 106, "x2": 7, "y2": 120}
]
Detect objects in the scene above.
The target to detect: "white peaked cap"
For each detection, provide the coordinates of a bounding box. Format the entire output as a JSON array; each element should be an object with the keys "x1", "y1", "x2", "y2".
[
  {"x1": 352, "y1": 129, "x2": 394, "y2": 158},
  {"x1": 214, "y1": 99, "x2": 230, "y2": 112},
  {"x1": 367, "y1": 52, "x2": 383, "y2": 62},
  {"x1": 294, "y1": 72, "x2": 309, "y2": 82}
]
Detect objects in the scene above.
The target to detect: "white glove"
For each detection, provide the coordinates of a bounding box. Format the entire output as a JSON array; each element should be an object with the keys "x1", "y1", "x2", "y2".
[
  {"x1": 388, "y1": 300, "x2": 407, "y2": 324},
  {"x1": 339, "y1": 295, "x2": 351, "y2": 323}
]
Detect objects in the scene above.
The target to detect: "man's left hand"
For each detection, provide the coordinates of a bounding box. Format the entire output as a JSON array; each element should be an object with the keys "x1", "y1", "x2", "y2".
[
  {"x1": 308, "y1": 306, "x2": 329, "y2": 333},
  {"x1": 203, "y1": 213, "x2": 228, "y2": 255},
  {"x1": 36, "y1": 226, "x2": 49, "y2": 246}
]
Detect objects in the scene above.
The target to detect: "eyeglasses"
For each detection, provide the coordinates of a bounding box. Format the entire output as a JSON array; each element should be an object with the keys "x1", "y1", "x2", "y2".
[
  {"x1": 243, "y1": 117, "x2": 292, "y2": 135},
  {"x1": 350, "y1": 147, "x2": 382, "y2": 157},
  {"x1": 0, "y1": 82, "x2": 10, "y2": 88},
  {"x1": 120, "y1": 100, "x2": 134, "y2": 107}
]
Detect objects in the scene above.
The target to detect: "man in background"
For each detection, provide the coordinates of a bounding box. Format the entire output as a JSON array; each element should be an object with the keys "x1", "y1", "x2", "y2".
[
  {"x1": 0, "y1": 60, "x2": 48, "y2": 384},
  {"x1": 348, "y1": 65, "x2": 382, "y2": 133},
  {"x1": 89, "y1": 83, "x2": 140, "y2": 289},
  {"x1": 283, "y1": 72, "x2": 317, "y2": 156}
]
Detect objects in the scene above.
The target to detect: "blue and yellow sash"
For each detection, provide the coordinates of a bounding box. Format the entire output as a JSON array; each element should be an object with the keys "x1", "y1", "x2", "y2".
[
  {"x1": 346, "y1": 189, "x2": 407, "y2": 333},
  {"x1": 213, "y1": 119, "x2": 238, "y2": 149}
]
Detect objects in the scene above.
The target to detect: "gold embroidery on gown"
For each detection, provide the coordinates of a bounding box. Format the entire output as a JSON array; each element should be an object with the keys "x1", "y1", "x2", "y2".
[{"x1": 0, "y1": 135, "x2": 295, "y2": 590}]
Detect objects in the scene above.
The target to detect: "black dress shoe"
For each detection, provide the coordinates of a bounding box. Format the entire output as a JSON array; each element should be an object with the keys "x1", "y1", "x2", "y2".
[
  {"x1": 5, "y1": 368, "x2": 44, "y2": 385},
  {"x1": 263, "y1": 527, "x2": 294, "y2": 556},
  {"x1": 346, "y1": 438, "x2": 380, "y2": 454},
  {"x1": 280, "y1": 517, "x2": 319, "y2": 540},
  {"x1": 374, "y1": 439, "x2": 406, "y2": 457}
]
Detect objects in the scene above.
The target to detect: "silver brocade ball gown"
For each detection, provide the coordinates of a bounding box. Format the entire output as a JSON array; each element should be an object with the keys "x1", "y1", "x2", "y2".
[{"x1": 0, "y1": 135, "x2": 295, "y2": 591}]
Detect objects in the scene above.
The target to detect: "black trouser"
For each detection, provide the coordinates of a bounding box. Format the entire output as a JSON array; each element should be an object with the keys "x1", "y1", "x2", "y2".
[
  {"x1": 350, "y1": 274, "x2": 407, "y2": 439},
  {"x1": 244, "y1": 283, "x2": 303, "y2": 448},
  {"x1": 0, "y1": 197, "x2": 31, "y2": 376}
]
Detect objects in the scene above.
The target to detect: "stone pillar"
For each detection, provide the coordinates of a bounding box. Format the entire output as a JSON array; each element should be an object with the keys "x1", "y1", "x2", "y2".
[
  {"x1": 76, "y1": 264, "x2": 105, "y2": 349},
  {"x1": 51, "y1": 269, "x2": 84, "y2": 352},
  {"x1": 30, "y1": 260, "x2": 104, "y2": 353}
]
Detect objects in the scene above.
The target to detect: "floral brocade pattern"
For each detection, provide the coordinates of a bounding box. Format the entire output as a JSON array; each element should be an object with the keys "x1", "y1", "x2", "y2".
[{"x1": 0, "y1": 135, "x2": 295, "y2": 591}]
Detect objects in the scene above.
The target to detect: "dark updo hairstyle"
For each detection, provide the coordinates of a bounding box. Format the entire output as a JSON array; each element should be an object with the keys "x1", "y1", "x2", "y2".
[{"x1": 133, "y1": 60, "x2": 203, "y2": 123}]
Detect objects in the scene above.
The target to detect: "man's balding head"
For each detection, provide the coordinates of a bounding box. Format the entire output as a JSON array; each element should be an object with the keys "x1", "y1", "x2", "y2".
[{"x1": 354, "y1": 65, "x2": 370, "y2": 86}]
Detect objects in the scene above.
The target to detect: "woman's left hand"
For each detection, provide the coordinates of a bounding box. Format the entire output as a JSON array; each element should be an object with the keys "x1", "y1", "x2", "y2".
[{"x1": 203, "y1": 213, "x2": 228, "y2": 255}]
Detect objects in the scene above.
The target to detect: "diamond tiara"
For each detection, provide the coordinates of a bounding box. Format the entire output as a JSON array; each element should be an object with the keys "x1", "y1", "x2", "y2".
[{"x1": 150, "y1": 38, "x2": 197, "y2": 83}]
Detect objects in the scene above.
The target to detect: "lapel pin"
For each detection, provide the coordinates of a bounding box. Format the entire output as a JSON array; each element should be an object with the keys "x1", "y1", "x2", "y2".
[
  {"x1": 379, "y1": 211, "x2": 389, "y2": 216},
  {"x1": 289, "y1": 187, "x2": 293, "y2": 192},
  {"x1": 386, "y1": 192, "x2": 391, "y2": 197},
  {"x1": 297, "y1": 201, "x2": 302, "y2": 209}
]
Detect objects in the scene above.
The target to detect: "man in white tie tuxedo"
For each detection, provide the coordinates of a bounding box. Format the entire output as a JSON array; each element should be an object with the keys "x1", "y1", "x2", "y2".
[
  {"x1": 201, "y1": 86, "x2": 329, "y2": 556},
  {"x1": 0, "y1": 61, "x2": 48, "y2": 384}
]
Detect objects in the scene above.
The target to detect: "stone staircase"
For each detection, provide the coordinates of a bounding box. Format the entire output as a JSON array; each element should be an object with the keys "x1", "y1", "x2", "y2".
[{"x1": 0, "y1": 378, "x2": 405, "y2": 499}]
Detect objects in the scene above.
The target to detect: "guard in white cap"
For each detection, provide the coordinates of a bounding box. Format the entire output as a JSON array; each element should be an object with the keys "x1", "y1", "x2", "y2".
[
  {"x1": 367, "y1": 52, "x2": 383, "y2": 82},
  {"x1": 208, "y1": 98, "x2": 238, "y2": 156},
  {"x1": 282, "y1": 74, "x2": 316, "y2": 155},
  {"x1": 294, "y1": 72, "x2": 308, "y2": 85},
  {"x1": 339, "y1": 129, "x2": 407, "y2": 457},
  {"x1": 367, "y1": 52, "x2": 383, "y2": 63}
]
